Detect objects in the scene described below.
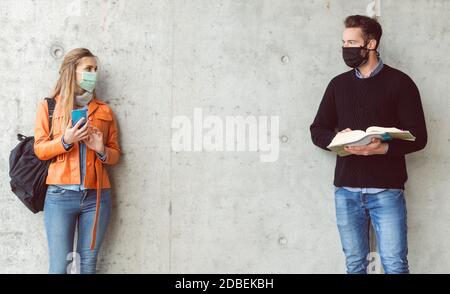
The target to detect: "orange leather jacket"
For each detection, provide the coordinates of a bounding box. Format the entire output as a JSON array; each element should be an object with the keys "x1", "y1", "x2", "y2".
[
  {"x1": 34, "y1": 94, "x2": 121, "y2": 249},
  {"x1": 34, "y1": 95, "x2": 121, "y2": 186}
]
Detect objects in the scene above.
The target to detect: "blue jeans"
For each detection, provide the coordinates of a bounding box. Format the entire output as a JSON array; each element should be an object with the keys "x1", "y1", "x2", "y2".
[
  {"x1": 44, "y1": 187, "x2": 112, "y2": 274},
  {"x1": 334, "y1": 187, "x2": 409, "y2": 274}
]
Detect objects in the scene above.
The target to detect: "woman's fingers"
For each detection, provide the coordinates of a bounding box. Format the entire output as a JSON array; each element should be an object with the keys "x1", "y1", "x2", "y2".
[
  {"x1": 75, "y1": 130, "x2": 89, "y2": 140},
  {"x1": 72, "y1": 117, "x2": 85, "y2": 129},
  {"x1": 90, "y1": 128, "x2": 102, "y2": 139},
  {"x1": 71, "y1": 124, "x2": 102, "y2": 144},
  {"x1": 79, "y1": 120, "x2": 89, "y2": 131},
  {"x1": 92, "y1": 126, "x2": 101, "y2": 135}
]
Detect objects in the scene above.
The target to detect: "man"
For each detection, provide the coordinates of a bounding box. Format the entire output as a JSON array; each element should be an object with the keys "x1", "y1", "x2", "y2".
[{"x1": 310, "y1": 15, "x2": 427, "y2": 274}]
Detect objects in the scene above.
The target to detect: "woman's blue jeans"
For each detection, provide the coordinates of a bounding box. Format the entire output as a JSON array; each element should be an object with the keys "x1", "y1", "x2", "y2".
[
  {"x1": 334, "y1": 187, "x2": 409, "y2": 274},
  {"x1": 44, "y1": 187, "x2": 112, "y2": 274}
]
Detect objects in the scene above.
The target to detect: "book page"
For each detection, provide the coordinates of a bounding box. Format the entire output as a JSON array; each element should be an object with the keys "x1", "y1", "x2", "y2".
[
  {"x1": 366, "y1": 126, "x2": 405, "y2": 133},
  {"x1": 366, "y1": 126, "x2": 415, "y2": 141},
  {"x1": 327, "y1": 130, "x2": 367, "y2": 147}
]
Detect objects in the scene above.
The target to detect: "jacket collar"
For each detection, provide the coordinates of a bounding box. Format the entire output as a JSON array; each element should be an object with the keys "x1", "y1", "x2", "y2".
[
  {"x1": 54, "y1": 94, "x2": 106, "y2": 118},
  {"x1": 87, "y1": 97, "x2": 106, "y2": 117}
]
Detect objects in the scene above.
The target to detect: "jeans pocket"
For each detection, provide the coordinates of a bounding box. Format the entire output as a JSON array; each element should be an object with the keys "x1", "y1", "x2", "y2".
[
  {"x1": 375, "y1": 189, "x2": 405, "y2": 206},
  {"x1": 386, "y1": 188, "x2": 404, "y2": 196}
]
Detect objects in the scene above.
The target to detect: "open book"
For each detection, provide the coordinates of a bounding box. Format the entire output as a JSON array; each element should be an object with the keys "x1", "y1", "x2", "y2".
[{"x1": 327, "y1": 126, "x2": 416, "y2": 157}]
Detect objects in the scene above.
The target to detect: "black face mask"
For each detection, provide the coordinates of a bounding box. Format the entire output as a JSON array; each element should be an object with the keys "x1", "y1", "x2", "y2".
[{"x1": 342, "y1": 46, "x2": 373, "y2": 68}]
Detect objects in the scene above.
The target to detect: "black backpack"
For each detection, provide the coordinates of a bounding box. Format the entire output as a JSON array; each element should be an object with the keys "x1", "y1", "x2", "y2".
[{"x1": 9, "y1": 98, "x2": 56, "y2": 213}]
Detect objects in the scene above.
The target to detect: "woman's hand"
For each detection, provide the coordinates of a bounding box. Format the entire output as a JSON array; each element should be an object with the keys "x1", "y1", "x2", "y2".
[
  {"x1": 83, "y1": 126, "x2": 105, "y2": 154},
  {"x1": 63, "y1": 118, "x2": 89, "y2": 145}
]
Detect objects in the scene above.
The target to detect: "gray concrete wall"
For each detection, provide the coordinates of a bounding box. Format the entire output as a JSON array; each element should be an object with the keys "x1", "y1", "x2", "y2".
[{"x1": 0, "y1": 0, "x2": 449, "y2": 273}]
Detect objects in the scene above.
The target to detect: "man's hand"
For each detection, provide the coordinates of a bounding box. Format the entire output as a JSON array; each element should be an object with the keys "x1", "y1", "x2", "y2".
[
  {"x1": 338, "y1": 128, "x2": 388, "y2": 156},
  {"x1": 345, "y1": 137, "x2": 388, "y2": 156},
  {"x1": 338, "y1": 128, "x2": 352, "y2": 134}
]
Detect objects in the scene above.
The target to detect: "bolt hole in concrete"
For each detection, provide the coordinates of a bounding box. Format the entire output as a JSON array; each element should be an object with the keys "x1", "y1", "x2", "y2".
[
  {"x1": 280, "y1": 135, "x2": 289, "y2": 143},
  {"x1": 50, "y1": 45, "x2": 65, "y2": 59},
  {"x1": 279, "y1": 237, "x2": 288, "y2": 246},
  {"x1": 281, "y1": 55, "x2": 290, "y2": 64}
]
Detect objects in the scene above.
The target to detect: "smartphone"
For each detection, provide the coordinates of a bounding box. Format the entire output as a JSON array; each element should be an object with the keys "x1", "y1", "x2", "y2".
[{"x1": 72, "y1": 109, "x2": 87, "y2": 129}]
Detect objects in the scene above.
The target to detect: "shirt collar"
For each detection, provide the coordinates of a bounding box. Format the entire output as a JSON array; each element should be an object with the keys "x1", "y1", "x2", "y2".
[{"x1": 355, "y1": 58, "x2": 384, "y2": 79}]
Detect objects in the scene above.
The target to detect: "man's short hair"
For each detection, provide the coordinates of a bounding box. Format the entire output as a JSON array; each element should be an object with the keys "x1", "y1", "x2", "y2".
[{"x1": 344, "y1": 15, "x2": 382, "y2": 49}]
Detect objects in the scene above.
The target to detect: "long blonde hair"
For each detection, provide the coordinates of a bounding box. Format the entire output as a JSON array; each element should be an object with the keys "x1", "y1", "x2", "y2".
[{"x1": 49, "y1": 48, "x2": 97, "y2": 136}]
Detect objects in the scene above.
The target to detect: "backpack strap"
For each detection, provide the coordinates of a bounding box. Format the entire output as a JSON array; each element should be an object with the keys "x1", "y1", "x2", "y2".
[
  {"x1": 17, "y1": 98, "x2": 56, "y2": 142},
  {"x1": 17, "y1": 134, "x2": 27, "y2": 141},
  {"x1": 45, "y1": 98, "x2": 56, "y2": 140}
]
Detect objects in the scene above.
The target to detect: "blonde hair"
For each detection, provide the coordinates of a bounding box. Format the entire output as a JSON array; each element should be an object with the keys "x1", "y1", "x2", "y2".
[{"x1": 49, "y1": 48, "x2": 97, "y2": 136}]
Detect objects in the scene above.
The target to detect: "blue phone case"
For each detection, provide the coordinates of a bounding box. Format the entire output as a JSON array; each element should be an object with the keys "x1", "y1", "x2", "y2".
[{"x1": 72, "y1": 109, "x2": 87, "y2": 128}]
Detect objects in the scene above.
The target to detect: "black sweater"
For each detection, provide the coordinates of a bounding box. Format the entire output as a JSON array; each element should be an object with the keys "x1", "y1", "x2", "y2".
[{"x1": 310, "y1": 65, "x2": 427, "y2": 189}]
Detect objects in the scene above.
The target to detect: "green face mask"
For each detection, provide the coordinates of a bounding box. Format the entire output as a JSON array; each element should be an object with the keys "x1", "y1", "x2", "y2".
[{"x1": 77, "y1": 71, "x2": 97, "y2": 93}]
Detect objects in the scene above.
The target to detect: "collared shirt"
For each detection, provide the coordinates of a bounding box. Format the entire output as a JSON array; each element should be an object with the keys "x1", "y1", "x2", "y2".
[
  {"x1": 338, "y1": 58, "x2": 386, "y2": 194},
  {"x1": 355, "y1": 58, "x2": 384, "y2": 79},
  {"x1": 49, "y1": 104, "x2": 106, "y2": 192}
]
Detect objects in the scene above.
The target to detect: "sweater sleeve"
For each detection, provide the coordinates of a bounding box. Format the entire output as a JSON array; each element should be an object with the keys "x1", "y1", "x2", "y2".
[
  {"x1": 310, "y1": 79, "x2": 338, "y2": 151},
  {"x1": 385, "y1": 75, "x2": 427, "y2": 156}
]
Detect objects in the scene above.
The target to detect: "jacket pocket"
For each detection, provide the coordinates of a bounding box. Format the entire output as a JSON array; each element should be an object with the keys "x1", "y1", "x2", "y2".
[
  {"x1": 57, "y1": 153, "x2": 65, "y2": 162},
  {"x1": 94, "y1": 112, "x2": 112, "y2": 140},
  {"x1": 96, "y1": 112, "x2": 112, "y2": 122}
]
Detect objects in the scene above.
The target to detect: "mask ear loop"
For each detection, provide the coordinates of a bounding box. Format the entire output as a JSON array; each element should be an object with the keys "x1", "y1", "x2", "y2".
[
  {"x1": 362, "y1": 39, "x2": 380, "y2": 55},
  {"x1": 361, "y1": 40, "x2": 380, "y2": 60}
]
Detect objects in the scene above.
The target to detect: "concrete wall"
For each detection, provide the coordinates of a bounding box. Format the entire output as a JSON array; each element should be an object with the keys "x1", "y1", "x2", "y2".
[{"x1": 0, "y1": 0, "x2": 449, "y2": 273}]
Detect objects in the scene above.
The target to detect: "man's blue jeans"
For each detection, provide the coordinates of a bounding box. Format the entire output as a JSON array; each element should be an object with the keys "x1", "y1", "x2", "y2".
[
  {"x1": 334, "y1": 187, "x2": 409, "y2": 274},
  {"x1": 44, "y1": 187, "x2": 112, "y2": 274}
]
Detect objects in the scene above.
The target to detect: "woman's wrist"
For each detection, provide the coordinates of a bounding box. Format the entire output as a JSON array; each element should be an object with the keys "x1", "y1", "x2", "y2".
[
  {"x1": 96, "y1": 145, "x2": 105, "y2": 155},
  {"x1": 61, "y1": 135, "x2": 74, "y2": 150}
]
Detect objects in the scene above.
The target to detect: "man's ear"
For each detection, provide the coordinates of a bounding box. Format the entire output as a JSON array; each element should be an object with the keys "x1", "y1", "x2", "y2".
[{"x1": 368, "y1": 39, "x2": 377, "y2": 50}]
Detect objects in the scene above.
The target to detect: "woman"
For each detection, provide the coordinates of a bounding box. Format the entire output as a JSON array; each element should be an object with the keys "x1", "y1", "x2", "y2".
[{"x1": 34, "y1": 48, "x2": 121, "y2": 274}]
